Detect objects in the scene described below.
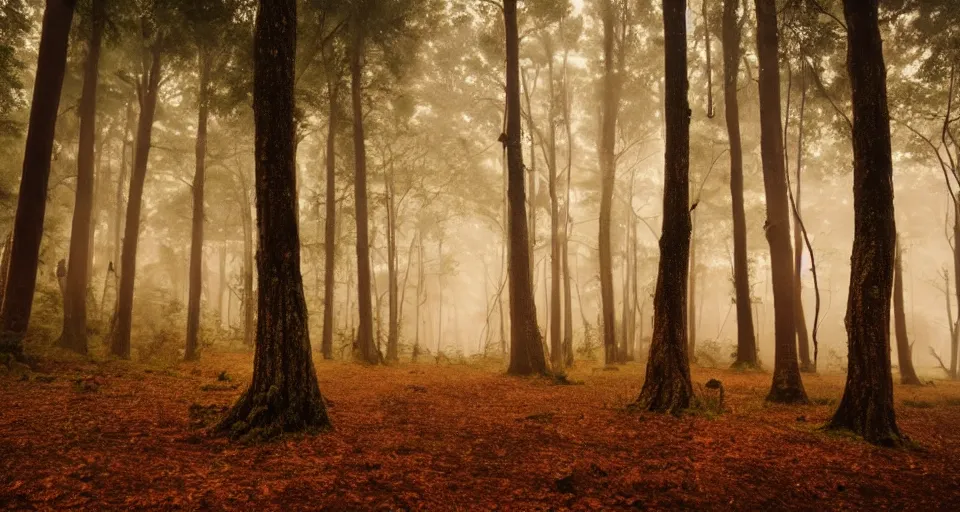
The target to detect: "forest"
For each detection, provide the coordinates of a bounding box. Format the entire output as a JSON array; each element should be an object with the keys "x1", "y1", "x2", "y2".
[{"x1": 1, "y1": 0, "x2": 960, "y2": 509}]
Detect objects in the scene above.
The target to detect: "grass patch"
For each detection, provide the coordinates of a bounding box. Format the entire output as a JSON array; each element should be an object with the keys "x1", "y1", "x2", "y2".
[{"x1": 902, "y1": 399, "x2": 934, "y2": 409}]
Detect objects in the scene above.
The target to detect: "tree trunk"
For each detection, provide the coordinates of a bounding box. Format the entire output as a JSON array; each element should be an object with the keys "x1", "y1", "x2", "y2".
[
  {"x1": 504, "y1": 0, "x2": 547, "y2": 376},
  {"x1": 386, "y1": 163, "x2": 399, "y2": 362},
  {"x1": 321, "y1": 80, "x2": 338, "y2": 360},
  {"x1": 546, "y1": 42, "x2": 562, "y2": 371},
  {"x1": 634, "y1": 0, "x2": 694, "y2": 414},
  {"x1": 561, "y1": 50, "x2": 574, "y2": 368},
  {"x1": 185, "y1": 49, "x2": 212, "y2": 361},
  {"x1": 59, "y1": 0, "x2": 103, "y2": 354},
  {"x1": 217, "y1": 0, "x2": 330, "y2": 439},
  {"x1": 827, "y1": 0, "x2": 902, "y2": 446},
  {"x1": 0, "y1": 0, "x2": 77, "y2": 355},
  {"x1": 688, "y1": 213, "x2": 697, "y2": 361},
  {"x1": 240, "y1": 172, "x2": 255, "y2": 348},
  {"x1": 110, "y1": 41, "x2": 162, "y2": 360},
  {"x1": 952, "y1": 208, "x2": 960, "y2": 378},
  {"x1": 0, "y1": 233, "x2": 11, "y2": 309},
  {"x1": 754, "y1": 0, "x2": 807, "y2": 403},
  {"x1": 350, "y1": 19, "x2": 379, "y2": 365},
  {"x1": 893, "y1": 236, "x2": 921, "y2": 385},
  {"x1": 598, "y1": 0, "x2": 619, "y2": 365},
  {"x1": 793, "y1": 62, "x2": 814, "y2": 373}
]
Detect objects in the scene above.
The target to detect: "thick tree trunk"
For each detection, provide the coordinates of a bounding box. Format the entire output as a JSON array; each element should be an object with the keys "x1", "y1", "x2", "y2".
[
  {"x1": 59, "y1": 0, "x2": 103, "y2": 354},
  {"x1": 504, "y1": 0, "x2": 547, "y2": 376},
  {"x1": 110, "y1": 42, "x2": 162, "y2": 360},
  {"x1": 893, "y1": 237, "x2": 921, "y2": 385},
  {"x1": 217, "y1": 0, "x2": 330, "y2": 440},
  {"x1": 754, "y1": 0, "x2": 807, "y2": 403},
  {"x1": 598, "y1": 0, "x2": 619, "y2": 365},
  {"x1": 185, "y1": 49, "x2": 212, "y2": 361},
  {"x1": 634, "y1": 0, "x2": 694, "y2": 414},
  {"x1": 827, "y1": 0, "x2": 902, "y2": 446},
  {"x1": 0, "y1": 0, "x2": 77, "y2": 355},
  {"x1": 723, "y1": 0, "x2": 758, "y2": 368},
  {"x1": 322, "y1": 81, "x2": 337, "y2": 360}
]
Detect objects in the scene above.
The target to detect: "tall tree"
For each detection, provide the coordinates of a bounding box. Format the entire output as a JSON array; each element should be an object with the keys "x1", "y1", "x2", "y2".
[
  {"x1": 349, "y1": 5, "x2": 379, "y2": 365},
  {"x1": 217, "y1": 0, "x2": 330, "y2": 439},
  {"x1": 0, "y1": 0, "x2": 77, "y2": 356},
  {"x1": 109, "y1": 14, "x2": 164, "y2": 359},
  {"x1": 754, "y1": 0, "x2": 807, "y2": 403},
  {"x1": 504, "y1": 0, "x2": 547, "y2": 376},
  {"x1": 59, "y1": 0, "x2": 105, "y2": 354},
  {"x1": 597, "y1": 0, "x2": 619, "y2": 365},
  {"x1": 634, "y1": 0, "x2": 693, "y2": 413},
  {"x1": 893, "y1": 236, "x2": 922, "y2": 386},
  {"x1": 827, "y1": 0, "x2": 903, "y2": 445},
  {"x1": 722, "y1": 0, "x2": 757, "y2": 368}
]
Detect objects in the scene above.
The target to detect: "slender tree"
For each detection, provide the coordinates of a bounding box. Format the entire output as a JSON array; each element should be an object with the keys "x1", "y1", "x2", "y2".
[
  {"x1": 634, "y1": 0, "x2": 694, "y2": 413},
  {"x1": 827, "y1": 0, "x2": 903, "y2": 445},
  {"x1": 0, "y1": 0, "x2": 77, "y2": 356},
  {"x1": 321, "y1": 77, "x2": 339, "y2": 360},
  {"x1": 59, "y1": 0, "x2": 105, "y2": 354},
  {"x1": 598, "y1": 0, "x2": 619, "y2": 365},
  {"x1": 754, "y1": 0, "x2": 807, "y2": 403},
  {"x1": 504, "y1": 0, "x2": 547, "y2": 376},
  {"x1": 217, "y1": 0, "x2": 330, "y2": 439},
  {"x1": 349, "y1": 7, "x2": 380, "y2": 365},
  {"x1": 110, "y1": 31, "x2": 163, "y2": 359},
  {"x1": 893, "y1": 236, "x2": 922, "y2": 386}
]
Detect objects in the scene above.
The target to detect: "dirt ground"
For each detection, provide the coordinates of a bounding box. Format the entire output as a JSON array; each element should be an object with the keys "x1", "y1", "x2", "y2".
[{"x1": 1, "y1": 352, "x2": 959, "y2": 510}]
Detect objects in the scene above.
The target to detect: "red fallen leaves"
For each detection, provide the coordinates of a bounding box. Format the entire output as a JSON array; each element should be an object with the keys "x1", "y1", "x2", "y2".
[{"x1": 1, "y1": 354, "x2": 960, "y2": 509}]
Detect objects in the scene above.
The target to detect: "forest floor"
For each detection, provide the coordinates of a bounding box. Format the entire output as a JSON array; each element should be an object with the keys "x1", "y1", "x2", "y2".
[{"x1": 2, "y1": 351, "x2": 960, "y2": 510}]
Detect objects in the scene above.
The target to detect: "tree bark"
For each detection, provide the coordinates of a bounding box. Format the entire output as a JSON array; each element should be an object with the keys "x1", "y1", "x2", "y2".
[
  {"x1": 893, "y1": 236, "x2": 921, "y2": 385},
  {"x1": 350, "y1": 18, "x2": 379, "y2": 365},
  {"x1": 185, "y1": 48, "x2": 212, "y2": 361},
  {"x1": 634, "y1": 0, "x2": 694, "y2": 414},
  {"x1": 322, "y1": 80, "x2": 338, "y2": 360},
  {"x1": 793, "y1": 61, "x2": 814, "y2": 373},
  {"x1": 598, "y1": 0, "x2": 619, "y2": 365},
  {"x1": 545, "y1": 38, "x2": 562, "y2": 371},
  {"x1": 754, "y1": 0, "x2": 807, "y2": 403},
  {"x1": 504, "y1": 0, "x2": 547, "y2": 376},
  {"x1": 0, "y1": 233, "x2": 11, "y2": 309},
  {"x1": 239, "y1": 172, "x2": 255, "y2": 348},
  {"x1": 561, "y1": 47, "x2": 574, "y2": 368},
  {"x1": 217, "y1": 0, "x2": 330, "y2": 439},
  {"x1": 386, "y1": 162, "x2": 399, "y2": 362},
  {"x1": 59, "y1": 0, "x2": 103, "y2": 354},
  {"x1": 688, "y1": 213, "x2": 697, "y2": 361},
  {"x1": 827, "y1": 0, "x2": 903, "y2": 446},
  {"x1": 0, "y1": 0, "x2": 77, "y2": 355},
  {"x1": 110, "y1": 40, "x2": 162, "y2": 360}
]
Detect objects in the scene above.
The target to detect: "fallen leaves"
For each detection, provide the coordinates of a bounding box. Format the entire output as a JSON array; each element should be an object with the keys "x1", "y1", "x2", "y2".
[{"x1": 0, "y1": 354, "x2": 959, "y2": 509}]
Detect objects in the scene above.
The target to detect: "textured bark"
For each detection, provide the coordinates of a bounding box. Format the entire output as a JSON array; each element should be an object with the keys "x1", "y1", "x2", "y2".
[
  {"x1": 754, "y1": 0, "x2": 807, "y2": 403},
  {"x1": 0, "y1": 0, "x2": 77, "y2": 355},
  {"x1": 723, "y1": 0, "x2": 758, "y2": 368},
  {"x1": 350, "y1": 20, "x2": 379, "y2": 365},
  {"x1": 185, "y1": 49, "x2": 212, "y2": 361},
  {"x1": 217, "y1": 0, "x2": 330, "y2": 440},
  {"x1": 598, "y1": 0, "x2": 619, "y2": 365},
  {"x1": 59, "y1": 0, "x2": 103, "y2": 354},
  {"x1": 634, "y1": 0, "x2": 694, "y2": 414},
  {"x1": 827, "y1": 0, "x2": 902, "y2": 446},
  {"x1": 321, "y1": 80, "x2": 337, "y2": 360},
  {"x1": 110, "y1": 41, "x2": 162, "y2": 360},
  {"x1": 893, "y1": 237, "x2": 921, "y2": 386},
  {"x1": 504, "y1": 0, "x2": 547, "y2": 376}
]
